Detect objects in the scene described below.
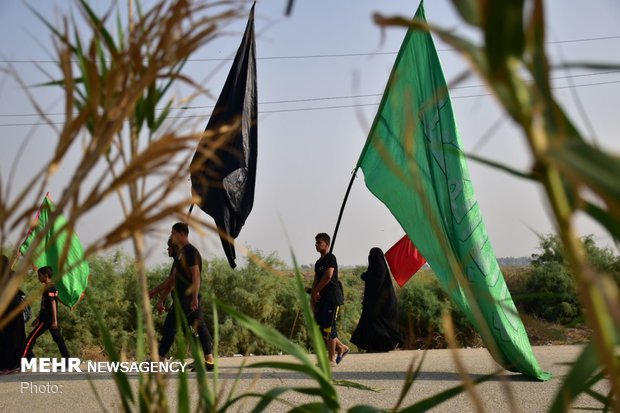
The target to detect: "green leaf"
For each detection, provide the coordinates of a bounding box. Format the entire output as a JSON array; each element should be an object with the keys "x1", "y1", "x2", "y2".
[
  {"x1": 146, "y1": 84, "x2": 156, "y2": 129},
  {"x1": 71, "y1": 15, "x2": 94, "y2": 107},
  {"x1": 217, "y1": 266, "x2": 340, "y2": 411},
  {"x1": 373, "y1": 14, "x2": 525, "y2": 124},
  {"x1": 248, "y1": 361, "x2": 323, "y2": 376},
  {"x1": 175, "y1": 304, "x2": 190, "y2": 413},
  {"x1": 393, "y1": 350, "x2": 427, "y2": 410},
  {"x1": 27, "y1": 5, "x2": 78, "y2": 55},
  {"x1": 485, "y1": 0, "x2": 525, "y2": 75},
  {"x1": 466, "y1": 152, "x2": 535, "y2": 181},
  {"x1": 78, "y1": 0, "x2": 118, "y2": 56},
  {"x1": 548, "y1": 342, "x2": 601, "y2": 412},
  {"x1": 289, "y1": 403, "x2": 333, "y2": 413},
  {"x1": 158, "y1": 58, "x2": 188, "y2": 101},
  {"x1": 347, "y1": 406, "x2": 386, "y2": 413},
  {"x1": 116, "y1": 10, "x2": 125, "y2": 52},
  {"x1": 96, "y1": 39, "x2": 108, "y2": 81},
  {"x1": 153, "y1": 100, "x2": 172, "y2": 132},
  {"x1": 332, "y1": 380, "x2": 377, "y2": 392},
  {"x1": 135, "y1": 98, "x2": 146, "y2": 134},
  {"x1": 290, "y1": 253, "x2": 332, "y2": 374},
  {"x1": 548, "y1": 141, "x2": 620, "y2": 213},
  {"x1": 557, "y1": 62, "x2": 620, "y2": 72},
  {"x1": 87, "y1": 293, "x2": 134, "y2": 410},
  {"x1": 583, "y1": 202, "x2": 620, "y2": 243},
  {"x1": 217, "y1": 304, "x2": 335, "y2": 402},
  {"x1": 248, "y1": 388, "x2": 291, "y2": 413},
  {"x1": 449, "y1": 0, "x2": 482, "y2": 27},
  {"x1": 399, "y1": 371, "x2": 497, "y2": 412}
]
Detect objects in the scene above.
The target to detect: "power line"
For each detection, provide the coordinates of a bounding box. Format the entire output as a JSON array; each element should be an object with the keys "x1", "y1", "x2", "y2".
[
  {"x1": 1, "y1": 70, "x2": 618, "y2": 119},
  {"x1": 1, "y1": 78, "x2": 619, "y2": 127},
  {"x1": 1, "y1": 35, "x2": 620, "y2": 64}
]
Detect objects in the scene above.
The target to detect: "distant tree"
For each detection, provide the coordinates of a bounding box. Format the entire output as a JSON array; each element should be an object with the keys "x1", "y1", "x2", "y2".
[
  {"x1": 497, "y1": 257, "x2": 531, "y2": 267},
  {"x1": 518, "y1": 234, "x2": 620, "y2": 325}
]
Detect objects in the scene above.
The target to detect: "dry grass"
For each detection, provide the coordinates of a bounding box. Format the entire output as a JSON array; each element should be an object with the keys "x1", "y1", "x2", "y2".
[{"x1": 520, "y1": 313, "x2": 591, "y2": 346}]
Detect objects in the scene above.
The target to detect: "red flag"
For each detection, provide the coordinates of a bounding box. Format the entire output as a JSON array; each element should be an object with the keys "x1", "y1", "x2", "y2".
[{"x1": 385, "y1": 235, "x2": 426, "y2": 287}]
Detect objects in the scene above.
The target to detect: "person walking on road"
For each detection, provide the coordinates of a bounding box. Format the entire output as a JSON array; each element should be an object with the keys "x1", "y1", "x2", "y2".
[
  {"x1": 149, "y1": 222, "x2": 215, "y2": 371},
  {"x1": 311, "y1": 233, "x2": 349, "y2": 366}
]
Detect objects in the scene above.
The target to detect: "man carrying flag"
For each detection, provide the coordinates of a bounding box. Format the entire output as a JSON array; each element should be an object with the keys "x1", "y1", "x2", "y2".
[
  {"x1": 19, "y1": 193, "x2": 89, "y2": 309},
  {"x1": 22, "y1": 266, "x2": 71, "y2": 363}
]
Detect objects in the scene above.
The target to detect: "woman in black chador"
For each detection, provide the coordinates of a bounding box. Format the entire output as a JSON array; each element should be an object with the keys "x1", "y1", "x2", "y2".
[
  {"x1": 0, "y1": 255, "x2": 26, "y2": 373},
  {"x1": 351, "y1": 247, "x2": 403, "y2": 352}
]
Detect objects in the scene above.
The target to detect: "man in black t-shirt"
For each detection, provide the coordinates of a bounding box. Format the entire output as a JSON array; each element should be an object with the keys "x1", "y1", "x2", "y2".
[
  {"x1": 149, "y1": 223, "x2": 214, "y2": 372},
  {"x1": 22, "y1": 266, "x2": 70, "y2": 362},
  {"x1": 311, "y1": 233, "x2": 349, "y2": 366}
]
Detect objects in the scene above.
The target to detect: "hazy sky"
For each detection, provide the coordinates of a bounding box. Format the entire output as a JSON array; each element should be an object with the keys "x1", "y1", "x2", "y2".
[{"x1": 1, "y1": 0, "x2": 619, "y2": 269}]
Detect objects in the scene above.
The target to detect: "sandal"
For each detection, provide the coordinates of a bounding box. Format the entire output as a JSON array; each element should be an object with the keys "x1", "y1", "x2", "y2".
[{"x1": 336, "y1": 348, "x2": 350, "y2": 364}]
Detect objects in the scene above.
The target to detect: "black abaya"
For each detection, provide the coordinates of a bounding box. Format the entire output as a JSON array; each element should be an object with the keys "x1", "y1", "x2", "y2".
[
  {"x1": 350, "y1": 248, "x2": 402, "y2": 352},
  {"x1": 0, "y1": 257, "x2": 26, "y2": 371}
]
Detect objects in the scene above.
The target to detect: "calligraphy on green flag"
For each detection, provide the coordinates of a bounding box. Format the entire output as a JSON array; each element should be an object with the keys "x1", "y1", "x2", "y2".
[
  {"x1": 19, "y1": 194, "x2": 89, "y2": 308},
  {"x1": 357, "y1": 3, "x2": 551, "y2": 380}
]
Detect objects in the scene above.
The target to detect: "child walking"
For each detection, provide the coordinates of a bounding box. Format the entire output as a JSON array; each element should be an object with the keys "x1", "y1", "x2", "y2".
[{"x1": 22, "y1": 266, "x2": 71, "y2": 361}]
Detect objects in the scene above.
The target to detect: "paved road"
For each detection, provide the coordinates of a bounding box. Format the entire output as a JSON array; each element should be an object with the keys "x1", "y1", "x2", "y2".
[{"x1": 0, "y1": 345, "x2": 609, "y2": 412}]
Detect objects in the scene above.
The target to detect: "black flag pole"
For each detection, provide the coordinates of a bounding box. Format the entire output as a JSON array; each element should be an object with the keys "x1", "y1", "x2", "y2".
[{"x1": 329, "y1": 167, "x2": 358, "y2": 254}]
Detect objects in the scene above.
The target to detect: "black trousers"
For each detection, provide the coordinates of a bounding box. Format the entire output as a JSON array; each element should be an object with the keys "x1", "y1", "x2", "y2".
[
  {"x1": 158, "y1": 295, "x2": 213, "y2": 358},
  {"x1": 22, "y1": 321, "x2": 70, "y2": 360}
]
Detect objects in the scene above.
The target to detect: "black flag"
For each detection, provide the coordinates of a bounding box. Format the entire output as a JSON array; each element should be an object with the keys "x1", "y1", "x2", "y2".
[{"x1": 190, "y1": 4, "x2": 257, "y2": 268}]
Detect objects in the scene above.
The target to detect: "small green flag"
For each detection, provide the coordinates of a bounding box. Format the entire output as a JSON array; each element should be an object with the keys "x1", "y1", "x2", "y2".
[
  {"x1": 357, "y1": 4, "x2": 550, "y2": 380},
  {"x1": 20, "y1": 194, "x2": 89, "y2": 308}
]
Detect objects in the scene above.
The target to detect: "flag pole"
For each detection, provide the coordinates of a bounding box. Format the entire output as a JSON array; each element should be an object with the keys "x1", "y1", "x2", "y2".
[{"x1": 329, "y1": 168, "x2": 358, "y2": 254}]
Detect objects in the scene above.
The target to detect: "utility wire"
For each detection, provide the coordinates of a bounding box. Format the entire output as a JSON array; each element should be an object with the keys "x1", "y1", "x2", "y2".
[
  {"x1": 1, "y1": 70, "x2": 619, "y2": 119},
  {"x1": 1, "y1": 35, "x2": 619, "y2": 64},
  {"x1": 1, "y1": 78, "x2": 619, "y2": 127}
]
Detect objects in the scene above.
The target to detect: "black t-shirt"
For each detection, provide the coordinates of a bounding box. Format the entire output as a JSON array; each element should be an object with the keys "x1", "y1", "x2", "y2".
[
  {"x1": 174, "y1": 244, "x2": 202, "y2": 297},
  {"x1": 39, "y1": 284, "x2": 58, "y2": 323},
  {"x1": 314, "y1": 253, "x2": 343, "y2": 304}
]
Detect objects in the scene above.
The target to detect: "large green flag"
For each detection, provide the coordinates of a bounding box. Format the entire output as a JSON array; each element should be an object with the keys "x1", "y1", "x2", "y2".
[
  {"x1": 357, "y1": 4, "x2": 551, "y2": 380},
  {"x1": 19, "y1": 194, "x2": 89, "y2": 308}
]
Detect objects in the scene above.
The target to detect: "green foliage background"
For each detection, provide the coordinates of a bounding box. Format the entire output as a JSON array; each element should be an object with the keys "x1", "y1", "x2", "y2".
[{"x1": 20, "y1": 234, "x2": 617, "y2": 360}]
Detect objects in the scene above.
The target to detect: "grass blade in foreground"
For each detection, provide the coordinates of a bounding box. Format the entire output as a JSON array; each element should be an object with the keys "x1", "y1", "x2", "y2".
[
  {"x1": 548, "y1": 342, "x2": 601, "y2": 413},
  {"x1": 89, "y1": 293, "x2": 134, "y2": 412}
]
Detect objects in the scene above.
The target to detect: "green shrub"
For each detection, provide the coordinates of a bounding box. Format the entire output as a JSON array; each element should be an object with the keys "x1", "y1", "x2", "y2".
[
  {"x1": 206, "y1": 252, "x2": 307, "y2": 355},
  {"x1": 515, "y1": 234, "x2": 620, "y2": 325},
  {"x1": 514, "y1": 262, "x2": 580, "y2": 324},
  {"x1": 396, "y1": 271, "x2": 479, "y2": 349},
  {"x1": 513, "y1": 234, "x2": 620, "y2": 326},
  {"x1": 398, "y1": 275, "x2": 448, "y2": 348}
]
